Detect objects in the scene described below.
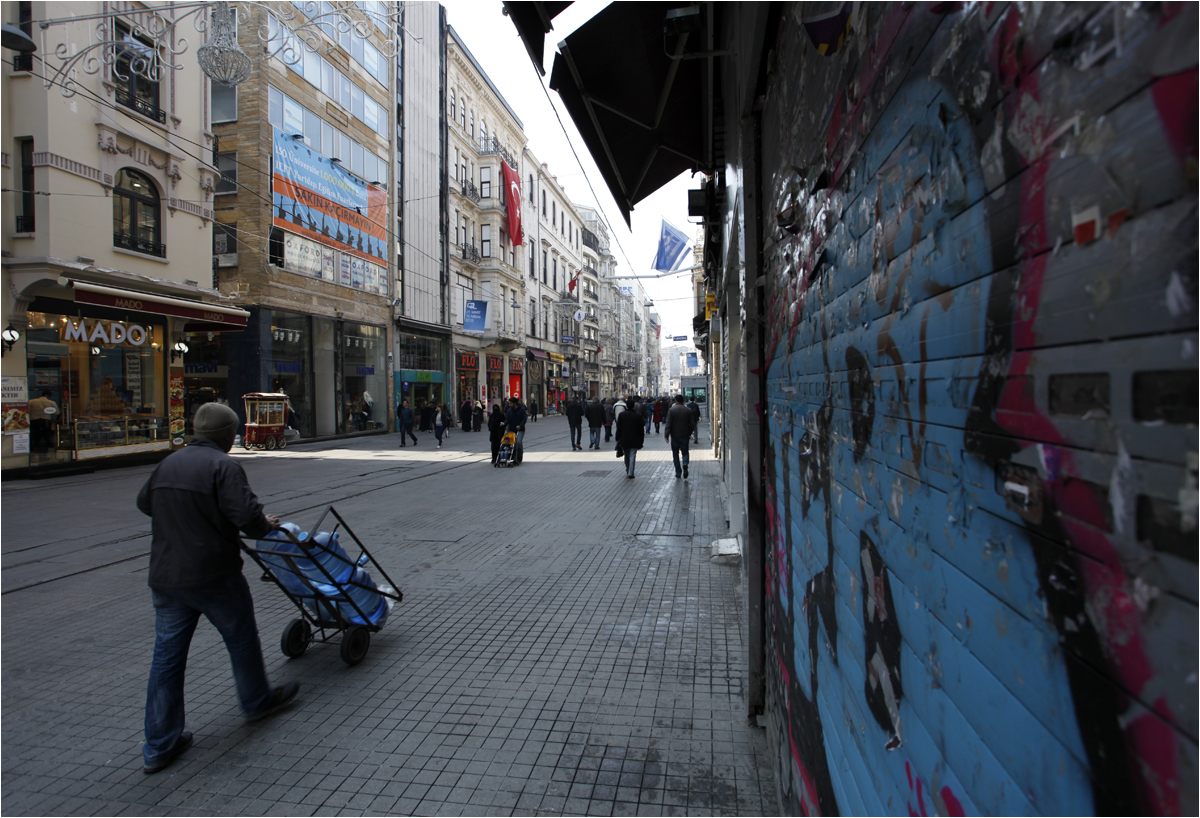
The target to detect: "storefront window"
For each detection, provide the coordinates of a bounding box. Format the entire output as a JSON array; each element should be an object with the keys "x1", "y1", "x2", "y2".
[
  {"x1": 267, "y1": 311, "x2": 312, "y2": 438},
  {"x1": 24, "y1": 311, "x2": 165, "y2": 461},
  {"x1": 181, "y1": 331, "x2": 230, "y2": 438},
  {"x1": 343, "y1": 322, "x2": 386, "y2": 431}
]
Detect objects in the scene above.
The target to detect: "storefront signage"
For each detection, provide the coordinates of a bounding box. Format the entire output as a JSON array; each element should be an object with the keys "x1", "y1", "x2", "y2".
[
  {"x1": 509, "y1": 358, "x2": 523, "y2": 374},
  {"x1": 62, "y1": 319, "x2": 150, "y2": 346},
  {"x1": 72, "y1": 288, "x2": 247, "y2": 327},
  {"x1": 2, "y1": 377, "x2": 29, "y2": 434},
  {"x1": 169, "y1": 375, "x2": 185, "y2": 437},
  {"x1": 705, "y1": 293, "x2": 716, "y2": 319},
  {"x1": 283, "y1": 229, "x2": 387, "y2": 296},
  {"x1": 561, "y1": 335, "x2": 575, "y2": 343},
  {"x1": 456, "y1": 351, "x2": 478, "y2": 370},
  {"x1": 272, "y1": 127, "x2": 386, "y2": 263},
  {"x1": 548, "y1": 352, "x2": 565, "y2": 363},
  {"x1": 274, "y1": 361, "x2": 303, "y2": 373},
  {"x1": 356, "y1": 366, "x2": 375, "y2": 375},
  {"x1": 184, "y1": 363, "x2": 228, "y2": 376},
  {"x1": 486, "y1": 355, "x2": 504, "y2": 373},
  {"x1": 415, "y1": 372, "x2": 433, "y2": 382}
]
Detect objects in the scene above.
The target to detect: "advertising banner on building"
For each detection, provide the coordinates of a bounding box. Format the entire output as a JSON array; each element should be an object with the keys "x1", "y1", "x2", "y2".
[
  {"x1": 283, "y1": 231, "x2": 387, "y2": 295},
  {"x1": 272, "y1": 127, "x2": 387, "y2": 264},
  {"x1": 686, "y1": 352, "x2": 699, "y2": 367},
  {"x1": 464, "y1": 300, "x2": 488, "y2": 332}
]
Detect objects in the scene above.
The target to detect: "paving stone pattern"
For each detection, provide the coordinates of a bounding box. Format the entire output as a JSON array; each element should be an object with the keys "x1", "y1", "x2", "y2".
[{"x1": 1, "y1": 416, "x2": 776, "y2": 816}]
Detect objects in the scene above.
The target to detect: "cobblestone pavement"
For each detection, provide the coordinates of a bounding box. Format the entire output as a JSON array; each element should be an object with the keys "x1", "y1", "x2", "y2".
[{"x1": 1, "y1": 415, "x2": 776, "y2": 816}]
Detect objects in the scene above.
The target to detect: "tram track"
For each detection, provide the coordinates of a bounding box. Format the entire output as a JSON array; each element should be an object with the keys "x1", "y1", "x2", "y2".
[{"x1": 0, "y1": 440, "x2": 522, "y2": 595}]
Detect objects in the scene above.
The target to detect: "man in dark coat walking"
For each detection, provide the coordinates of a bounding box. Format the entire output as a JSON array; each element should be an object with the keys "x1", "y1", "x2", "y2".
[
  {"x1": 664, "y1": 394, "x2": 696, "y2": 479},
  {"x1": 504, "y1": 396, "x2": 528, "y2": 464},
  {"x1": 615, "y1": 399, "x2": 646, "y2": 478},
  {"x1": 136, "y1": 403, "x2": 299, "y2": 774},
  {"x1": 687, "y1": 398, "x2": 702, "y2": 444},
  {"x1": 584, "y1": 396, "x2": 606, "y2": 449},
  {"x1": 565, "y1": 395, "x2": 585, "y2": 450}
]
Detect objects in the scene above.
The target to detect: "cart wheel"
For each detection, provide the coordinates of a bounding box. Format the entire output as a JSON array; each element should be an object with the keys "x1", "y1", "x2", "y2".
[
  {"x1": 277, "y1": 435, "x2": 287, "y2": 450},
  {"x1": 281, "y1": 618, "x2": 311, "y2": 658},
  {"x1": 242, "y1": 439, "x2": 252, "y2": 450},
  {"x1": 265, "y1": 436, "x2": 277, "y2": 450},
  {"x1": 340, "y1": 626, "x2": 371, "y2": 666}
]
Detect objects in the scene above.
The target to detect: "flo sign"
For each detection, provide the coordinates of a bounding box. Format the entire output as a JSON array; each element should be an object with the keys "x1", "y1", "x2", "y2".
[{"x1": 62, "y1": 318, "x2": 151, "y2": 346}]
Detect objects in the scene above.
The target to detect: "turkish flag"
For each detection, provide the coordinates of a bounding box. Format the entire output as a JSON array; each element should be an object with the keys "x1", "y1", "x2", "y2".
[{"x1": 501, "y1": 161, "x2": 523, "y2": 246}]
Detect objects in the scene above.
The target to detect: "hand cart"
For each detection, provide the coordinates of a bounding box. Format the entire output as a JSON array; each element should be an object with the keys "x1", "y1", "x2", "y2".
[{"x1": 244, "y1": 505, "x2": 403, "y2": 666}]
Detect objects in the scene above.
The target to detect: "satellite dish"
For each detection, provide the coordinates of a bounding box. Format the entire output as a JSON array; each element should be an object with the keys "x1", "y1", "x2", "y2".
[{"x1": 574, "y1": 310, "x2": 585, "y2": 322}]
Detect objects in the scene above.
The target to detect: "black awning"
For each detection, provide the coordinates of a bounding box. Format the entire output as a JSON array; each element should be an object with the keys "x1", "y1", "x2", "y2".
[
  {"x1": 503, "y1": 1, "x2": 573, "y2": 75},
  {"x1": 546, "y1": 3, "x2": 714, "y2": 225}
]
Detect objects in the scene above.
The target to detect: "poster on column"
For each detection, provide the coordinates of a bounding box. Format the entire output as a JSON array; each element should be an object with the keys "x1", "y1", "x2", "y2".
[
  {"x1": 271, "y1": 127, "x2": 386, "y2": 264},
  {"x1": 169, "y1": 375, "x2": 186, "y2": 437}
]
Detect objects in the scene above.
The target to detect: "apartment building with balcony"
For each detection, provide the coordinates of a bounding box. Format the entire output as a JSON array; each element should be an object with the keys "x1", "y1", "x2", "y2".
[
  {"x1": 2, "y1": 1, "x2": 248, "y2": 474},
  {"x1": 446, "y1": 26, "x2": 528, "y2": 407},
  {"x1": 522, "y1": 150, "x2": 584, "y2": 410}
]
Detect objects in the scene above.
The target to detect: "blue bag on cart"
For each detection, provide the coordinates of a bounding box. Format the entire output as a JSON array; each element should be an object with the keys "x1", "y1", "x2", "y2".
[{"x1": 257, "y1": 522, "x2": 392, "y2": 627}]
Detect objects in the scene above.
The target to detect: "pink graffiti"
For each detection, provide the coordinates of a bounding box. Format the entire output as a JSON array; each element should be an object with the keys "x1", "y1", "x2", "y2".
[{"x1": 990, "y1": 5, "x2": 1181, "y2": 813}]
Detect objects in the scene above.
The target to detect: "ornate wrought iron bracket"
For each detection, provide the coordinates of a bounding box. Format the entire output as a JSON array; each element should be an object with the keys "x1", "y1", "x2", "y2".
[{"x1": 33, "y1": 1, "x2": 416, "y2": 97}]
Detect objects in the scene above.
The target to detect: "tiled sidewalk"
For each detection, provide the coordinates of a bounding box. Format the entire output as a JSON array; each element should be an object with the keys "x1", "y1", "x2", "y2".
[{"x1": 1, "y1": 418, "x2": 776, "y2": 816}]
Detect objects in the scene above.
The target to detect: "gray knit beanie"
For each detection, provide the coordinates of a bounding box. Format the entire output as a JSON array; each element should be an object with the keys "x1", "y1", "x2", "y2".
[{"x1": 194, "y1": 402, "x2": 240, "y2": 440}]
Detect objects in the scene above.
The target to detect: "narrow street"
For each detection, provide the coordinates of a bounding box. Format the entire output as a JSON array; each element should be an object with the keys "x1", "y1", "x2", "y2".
[{"x1": 1, "y1": 416, "x2": 776, "y2": 816}]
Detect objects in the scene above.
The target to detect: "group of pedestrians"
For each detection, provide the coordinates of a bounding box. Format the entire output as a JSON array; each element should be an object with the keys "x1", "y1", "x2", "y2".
[{"x1": 562, "y1": 394, "x2": 701, "y2": 479}]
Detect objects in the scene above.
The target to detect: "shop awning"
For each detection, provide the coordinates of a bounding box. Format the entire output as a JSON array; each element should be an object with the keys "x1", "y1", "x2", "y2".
[
  {"x1": 504, "y1": 1, "x2": 574, "y2": 75},
  {"x1": 68, "y1": 280, "x2": 250, "y2": 329},
  {"x1": 526, "y1": 348, "x2": 550, "y2": 360},
  {"x1": 544, "y1": 3, "x2": 716, "y2": 225}
]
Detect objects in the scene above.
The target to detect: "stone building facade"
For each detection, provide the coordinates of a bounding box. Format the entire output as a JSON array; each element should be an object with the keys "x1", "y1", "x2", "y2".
[{"x1": 2, "y1": 1, "x2": 245, "y2": 474}]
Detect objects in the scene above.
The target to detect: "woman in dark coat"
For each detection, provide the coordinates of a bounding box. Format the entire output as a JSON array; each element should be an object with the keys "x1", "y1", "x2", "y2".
[
  {"x1": 460, "y1": 399, "x2": 472, "y2": 432},
  {"x1": 487, "y1": 404, "x2": 506, "y2": 463},
  {"x1": 615, "y1": 400, "x2": 646, "y2": 478},
  {"x1": 473, "y1": 400, "x2": 485, "y2": 432}
]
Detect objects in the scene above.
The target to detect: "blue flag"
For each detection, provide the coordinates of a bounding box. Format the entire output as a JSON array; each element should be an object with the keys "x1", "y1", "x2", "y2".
[
  {"x1": 463, "y1": 300, "x2": 488, "y2": 332},
  {"x1": 653, "y1": 219, "x2": 690, "y2": 272}
]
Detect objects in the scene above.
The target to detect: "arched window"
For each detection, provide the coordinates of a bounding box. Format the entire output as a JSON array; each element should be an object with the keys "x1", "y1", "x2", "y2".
[{"x1": 113, "y1": 168, "x2": 163, "y2": 256}]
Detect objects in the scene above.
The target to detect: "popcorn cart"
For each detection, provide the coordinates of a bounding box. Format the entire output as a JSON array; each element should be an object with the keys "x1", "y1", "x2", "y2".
[{"x1": 241, "y1": 392, "x2": 291, "y2": 450}]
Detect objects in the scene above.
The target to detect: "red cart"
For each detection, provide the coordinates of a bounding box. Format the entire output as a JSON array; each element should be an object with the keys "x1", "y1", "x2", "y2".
[{"x1": 242, "y1": 392, "x2": 290, "y2": 450}]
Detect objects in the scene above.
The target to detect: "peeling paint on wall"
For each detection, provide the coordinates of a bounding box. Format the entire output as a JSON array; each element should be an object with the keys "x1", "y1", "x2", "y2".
[{"x1": 757, "y1": 2, "x2": 1197, "y2": 815}]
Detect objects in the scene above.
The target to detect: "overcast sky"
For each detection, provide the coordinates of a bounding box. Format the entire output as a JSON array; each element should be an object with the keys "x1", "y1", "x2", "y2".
[{"x1": 440, "y1": 0, "x2": 703, "y2": 344}]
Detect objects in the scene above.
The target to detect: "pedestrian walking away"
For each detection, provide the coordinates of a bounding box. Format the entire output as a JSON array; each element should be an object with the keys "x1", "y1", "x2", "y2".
[
  {"x1": 529, "y1": 399, "x2": 539, "y2": 423},
  {"x1": 585, "y1": 396, "x2": 606, "y2": 449},
  {"x1": 460, "y1": 398, "x2": 473, "y2": 433},
  {"x1": 435, "y1": 403, "x2": 451, "y2": 448},
  {"x1": 504, "y1": 396, "x2": 527, "y2": 464},
  {"x1": 397, "y1": 399, "x2": 418, "y2": 446},
  {"x1": 664, "y1": 394, "x2": 696, "y2": 479},
  {"x1": 616, "y1": 399, "x2": 646, "y2": 478},
  {"x1": 612, "y1": 395, "x2": 627, "y2": 423},
  {"x1": 603, "y1": 398, "x2": 615, "y2": 442},
  {"x1": 487, "y1": 403, "x2": 506, "y2": 462},
  {"x1": 565, "y1": 395, "x2": 585, "y2": 450},
  {"x1": 136, "y1": 403, "x2": 300, "y2": 774},
  {"x1": 687, "y1": 397, "x2": 702, "y2": 444}
]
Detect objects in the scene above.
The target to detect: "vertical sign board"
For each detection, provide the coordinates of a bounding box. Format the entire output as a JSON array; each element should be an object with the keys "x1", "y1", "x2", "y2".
[
  {"x1": 169, "y1": 375, "x2": 186, "y2": 438},
  {"x1": 463, "y1": 300, "x2": 488, "y2": 332},
  {"x1": 272, "y1": 127, "x2": 387, "y2": 264},
  {"x1": 1, "y1": 377, "x2": 29, "y2": 434}
]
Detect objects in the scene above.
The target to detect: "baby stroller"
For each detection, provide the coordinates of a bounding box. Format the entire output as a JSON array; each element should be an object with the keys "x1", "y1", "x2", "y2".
[{"x1": 494, "y1": 431, "x2": 518, "y2": 467}]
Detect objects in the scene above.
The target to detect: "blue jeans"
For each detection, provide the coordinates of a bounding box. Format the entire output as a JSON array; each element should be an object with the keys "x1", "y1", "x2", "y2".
[
  {"x1": 514, "y1": 430, "x2": 524, "y2": 463},
  {"x1": 401, "y1": 422, "x2": 417, "y2": 445},
  {"x1": 144, "y1": 574, "x2": 272, "y2": 766},
  {"x1": 624, "y1": 448, "x2": 637, "y2": 476},
  {"x1": 589, "y1": 427, "x2": 600, "y2": 448},
  {"x1": 569, "y1": 423, "x2": 582, "y2": 447},
  {"x1": 671, "y1": 438, "x2": 691, "y2": 476},
  {"x1": 435, "y1": 425, "x2": 445, "y2": 444}
]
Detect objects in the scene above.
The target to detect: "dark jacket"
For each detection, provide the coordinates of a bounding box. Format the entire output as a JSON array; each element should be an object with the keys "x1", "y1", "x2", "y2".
[
  {"x1": 585, "y1": 400, "x2": 606, "y2": 428},
  {"x1": 664, "y1": 403, "x2": 695, "y2": 441},
  {"x1": 687, "y1": 401, "x2": 701, "y2": 424},
  {"x1": 398, "y1": 405, "x2": 414, "y2": 426},
  {"x1": 136, "y1": 438, "x2": 273, "y2": 590},
  {"x1": 615, "y1": 406, "x2": 646, "y2": 451},
  {"x1": 565, "y1": 399, "x2": 585, "y2": 425},
  {"x1": 488, "y1": 409, "x2": 506, "y2": 440},
  {"x1": 604, "y1": 401, "x2": 615, "y2": 425},
  {"x1": 504, "y1": 403, "x2": 527, "y2": 432}
]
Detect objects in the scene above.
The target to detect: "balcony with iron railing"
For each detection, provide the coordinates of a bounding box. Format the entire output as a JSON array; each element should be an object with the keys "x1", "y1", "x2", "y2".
[
  {"x1": 460, "y1": 179, "x2": 481, "y2": 204},
  {"x1": 115, "y1": 87, "x2": 166, "y2": 124},
  {"x1": 460, "y1": 243, "x2": 481, "y2": 264},
  {"x1": 581, "y1": 226, "x2": 600, "y2": 252},
  {"x1": 114, "y1": 231, "x2": 166, "y2": 257},
  {"x1": 478, "y1": 135, "x2": 517, "y2": 168}
]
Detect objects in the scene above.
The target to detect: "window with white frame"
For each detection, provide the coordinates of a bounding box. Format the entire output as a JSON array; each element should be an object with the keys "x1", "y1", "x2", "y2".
[{"x1": 481, "y1": 224, "x2": 491, "y2": 257}]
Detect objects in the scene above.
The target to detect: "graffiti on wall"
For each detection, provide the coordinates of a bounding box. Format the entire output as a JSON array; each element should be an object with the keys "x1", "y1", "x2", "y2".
[{"x1": 760, "y1": 3, "x2": 1196, "y2": 815}]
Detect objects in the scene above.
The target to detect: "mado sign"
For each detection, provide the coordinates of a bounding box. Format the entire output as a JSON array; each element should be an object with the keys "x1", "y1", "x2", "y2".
[
  {"x1": 272, "y1": 128, "x2": 387, "y2": 264},
  {"x1": 63, "y1": 319, "x2": 150, "y2": 346}
]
